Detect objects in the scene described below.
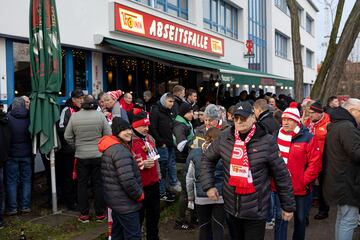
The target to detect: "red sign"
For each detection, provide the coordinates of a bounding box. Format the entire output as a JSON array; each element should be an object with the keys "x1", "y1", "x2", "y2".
[
  {"x1": 113, "y1": 3, "x2": 224, "y2": 56},
  {"x1": 246, "y1": 40, "x2": 253, "y2": 55}
]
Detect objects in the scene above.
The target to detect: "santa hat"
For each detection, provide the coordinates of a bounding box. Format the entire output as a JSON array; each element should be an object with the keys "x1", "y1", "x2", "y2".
[
  {"x1": 132, "y1": 109, "x2": 150, "y2": 128},
  {"x1": 107, "y1": 90, "x2": 123, "y2": 100},
  {"x1": 282, "y1": 102, "x2": 300, "y2": 124}
]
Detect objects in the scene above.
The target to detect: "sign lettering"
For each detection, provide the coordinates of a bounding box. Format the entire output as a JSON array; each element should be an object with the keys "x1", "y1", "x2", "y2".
[{"x1": 114, "y1": 3, "x2": 224, "y2": 56}]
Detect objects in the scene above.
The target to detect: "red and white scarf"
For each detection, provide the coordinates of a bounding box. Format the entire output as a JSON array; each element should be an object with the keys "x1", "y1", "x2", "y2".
[
  {"x1": 228, "y1": 124, "x2": 257, "y2": 195},
  {"x1": 277, "y1": 125, "x2": 300, "y2": 164}
]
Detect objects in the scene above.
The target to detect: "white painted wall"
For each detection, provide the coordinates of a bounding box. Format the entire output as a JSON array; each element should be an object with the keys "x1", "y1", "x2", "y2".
[{"x1": 268, "y1": 0, "x2": 318, "y2": 88}]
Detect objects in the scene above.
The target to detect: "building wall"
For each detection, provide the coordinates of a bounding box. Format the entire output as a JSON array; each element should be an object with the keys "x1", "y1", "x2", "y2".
[
  {"x1": 268, "y1": 0, "x2": 317, "y2": 85},
  {"x1": 0, "y1": 38, "x2": 7, "y2": 104}
]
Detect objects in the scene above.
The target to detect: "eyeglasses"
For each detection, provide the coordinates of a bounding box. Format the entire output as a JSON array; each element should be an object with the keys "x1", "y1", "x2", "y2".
[{"x1": 234, "y1": 115, "x2": 248, "y2": 122}]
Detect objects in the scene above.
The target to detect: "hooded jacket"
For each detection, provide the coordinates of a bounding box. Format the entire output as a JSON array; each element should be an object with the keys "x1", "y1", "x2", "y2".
[
  {"x1": 99, "y1": 136, "x2": 143, "y2": 214},
  {"x1": 200, "y1": 124, "x2": 296, "y2": 220},
  {"x1": 282, "y1": 126, "x2": 322, "y2": 196},
  {"x1": 0, "y1": 111, "x2": 11, "y2": 166},
  {"x1": 257, "y1": 110, "x2": 280, "y2": 135},
  {"x1": 323, "y1": 107, "x2": 360, "y2": 207},
  {"x1": 173, "y1": 115, "x2": 194, "y2": 163},
  {"x1": 304, "y1": 113, "x2": 330, "y2": 155},
  {"x1": 8, "y1": 107, "x2": 32, "y2": 158},
  {"x1": 149, "y1": 101, "x2": 175, "y2": 147}
]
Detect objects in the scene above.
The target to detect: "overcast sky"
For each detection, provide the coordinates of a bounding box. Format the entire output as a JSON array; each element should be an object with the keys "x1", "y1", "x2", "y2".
[{"x1": 315, "y1": 0, "x2": 357, "y2": 63}]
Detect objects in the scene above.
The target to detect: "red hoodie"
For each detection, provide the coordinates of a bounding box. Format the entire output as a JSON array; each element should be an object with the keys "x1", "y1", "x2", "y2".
[{"x1": 120, "y1": 97, "x2": 134, "y2": 113}]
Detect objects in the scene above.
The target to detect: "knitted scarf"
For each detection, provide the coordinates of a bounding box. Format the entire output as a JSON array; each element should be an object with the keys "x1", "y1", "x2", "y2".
[
  {"x1": 228, "y1": 124, "x2": 257, "y2": 195},
  {"x1": 277, "y1": 125, "x2": 300, "y2": 164}
]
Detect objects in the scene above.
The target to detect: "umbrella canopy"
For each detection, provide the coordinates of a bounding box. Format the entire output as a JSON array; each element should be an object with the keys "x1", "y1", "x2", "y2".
[{"x1": 29, "y1": 0, "x2": 62, "y2": 154}]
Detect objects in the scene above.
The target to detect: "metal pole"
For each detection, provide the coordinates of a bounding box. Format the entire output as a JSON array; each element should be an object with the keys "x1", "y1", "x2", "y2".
[{"x1": 50, "y1": 148, "x2": 58, "y2": 214}]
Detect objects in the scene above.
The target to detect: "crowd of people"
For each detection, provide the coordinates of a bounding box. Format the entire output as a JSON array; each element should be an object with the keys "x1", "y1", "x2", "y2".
[{"x1": 0, "y1": 85, "x2": 359, "y2": 240}]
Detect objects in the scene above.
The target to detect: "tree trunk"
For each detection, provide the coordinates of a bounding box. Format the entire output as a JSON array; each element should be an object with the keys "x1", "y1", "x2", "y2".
[
  {"x1": 321, "y1": 1, "x2": 360, "y2": 102},
  {"x1": 286, "y1": 0, "x2": 303, "y2": 102},
  {"x1": 310, "y1": 0, "x2": 345, "y2": 100}
]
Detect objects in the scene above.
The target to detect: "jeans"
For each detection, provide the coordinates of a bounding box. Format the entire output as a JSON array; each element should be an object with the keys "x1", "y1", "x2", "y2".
[
  {"x1": 77, "y1": 158, "x2": 105, "y2": 216},
  {"x1": 0, "y1": 167, "x2": 4, "y2": 224},
  {"x1": 140, "y1": 183, "x2": 160, "y2": 240},
  {"x1": 157, "y1": 147, "x2": 177, "y2": 195},
  {"x1": 275, "y1": 194, "x2": 308, "y2": 240},
  {"x1": 5, "y1": 157, "x2": 32, "y2": 212},
  {"x1": 226, "y1": 213, "x2": 265, "y2": 240},
  {"x1": 266, "y1": 192, "x2": 276, "y2": 222},
  {"x1": 112, "y1": 210, "x2": 141, "y2": 240},
  {"x1": 196, "y1": 204, "x2": 225, "y2": 240},
  {"x1": 335, "y1": 205, "x2": 359, "y2": 240}
]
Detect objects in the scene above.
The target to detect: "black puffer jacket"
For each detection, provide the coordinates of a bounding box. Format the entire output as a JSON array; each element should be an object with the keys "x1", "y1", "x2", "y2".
[
  {"x1": 200, "y1": 124, "x2": 295, "y2": 220},
  {"x1": 323, "y1": 107, "x2": 360, "y2": 208},
  {"x1": 149, "y1": 101, "x2": 175, "y2": 147},
  {"x1": 99, "y1": 136, "x2": 143, "y2": 214},
  {"x1": 257, "y1": 110, "x2": 280, "y2": 135}
]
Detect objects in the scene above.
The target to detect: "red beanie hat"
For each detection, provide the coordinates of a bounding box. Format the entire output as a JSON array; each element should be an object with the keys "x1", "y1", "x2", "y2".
[{"x1": 107, "y1": 90, "x2": 123, "y2": 100}]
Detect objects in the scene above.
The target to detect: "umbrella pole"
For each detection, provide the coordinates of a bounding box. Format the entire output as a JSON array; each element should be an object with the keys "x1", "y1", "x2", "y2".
[{"x1": 50, "y1": 148, "x2": 58, "y2": 214}]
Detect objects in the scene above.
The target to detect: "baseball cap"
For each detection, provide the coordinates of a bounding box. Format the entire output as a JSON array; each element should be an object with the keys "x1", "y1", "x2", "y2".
[
  {"x1": 71, "y1": 89, "x2": 84, "y2": 98},
  {"x1": 233, "y1": 101, "x2": 254, "y2": 118}
]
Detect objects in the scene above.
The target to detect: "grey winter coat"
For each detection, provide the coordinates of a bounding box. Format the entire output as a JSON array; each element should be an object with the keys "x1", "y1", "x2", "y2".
[{"x1": 64, "y1": 109, "x2": 111, "y2": 159}]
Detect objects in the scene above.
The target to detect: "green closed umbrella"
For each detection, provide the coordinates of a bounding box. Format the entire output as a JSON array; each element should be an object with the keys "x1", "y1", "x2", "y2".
[{"x1": 29, "y1": 0, "x2": 62, "y2": 213}]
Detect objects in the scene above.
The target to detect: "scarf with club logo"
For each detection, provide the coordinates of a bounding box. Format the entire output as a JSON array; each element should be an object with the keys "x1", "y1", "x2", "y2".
[{"x1": 228, "y1": 124, "x2": 257, "y2": 194}]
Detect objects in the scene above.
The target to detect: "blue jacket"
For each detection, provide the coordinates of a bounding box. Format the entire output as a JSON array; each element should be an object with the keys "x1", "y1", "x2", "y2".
[
  {"x1": 8, "y1": 107, "x2": 32, "y2": 158},
  {"x1": 185, "y1": 148, "x2": 224, "y2": 201}
]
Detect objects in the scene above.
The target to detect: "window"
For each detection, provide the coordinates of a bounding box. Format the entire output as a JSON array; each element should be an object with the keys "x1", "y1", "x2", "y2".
[
  {"x1": 135, "y1": 0, "x2": 188, "y2": 19},
  {"x1": 297, "y1": 5, "x2": 303, "y2": 27},
  {"x1": 275, "y1": 0, "x2": 289, "y2": 14},
  {"x1": 306, "y1": 14, "x2": 313, "y2": 34},
  {"x1": 275, "y1": 31, "x2": 288, "y2": 59},
  {"x1": 248, "y1": 0, "x2": 267, "y2": 72},
  {"x1": 13, "y1": 42, "x2": 31, "y2": 97},
  {"x1": 306, "y1": 49, "x2": 313, "y2": 68},
  {"x1": 203, "y1": 0, "x2": 238, "y2": 39}
]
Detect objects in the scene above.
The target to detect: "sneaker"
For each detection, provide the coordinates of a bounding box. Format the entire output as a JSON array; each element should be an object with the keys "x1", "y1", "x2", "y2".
[
  {"x1": 265, "y1": 221, "x2": 274, "y2": 230},
  {"x1": 95, "y1": 215, "x2": 107, "y2": 222},
  {"x1": 160, "y1": 192, "x2": 175, "y2": 202},
  {"x1": 358, "y1": 214, "x2": 360, "y2": 226},
  {"x1": 0, "y1": 222, "x2": 4, "y2": 230},
  {"x1": 21, "y1": 208, "x2": 31, "y2": 214},
  {"x1": 168, "y1": 182, "x2": 182, "y2": 193},
  {"x1": 6, "y1": 211, "x2": 17, "y2": 216},
  {"x1": 78, "y1": 215, "x2": 90, "y2": 223},
  {"x1": 174, "y1": 221, "x2": 194, "y2": 230}
]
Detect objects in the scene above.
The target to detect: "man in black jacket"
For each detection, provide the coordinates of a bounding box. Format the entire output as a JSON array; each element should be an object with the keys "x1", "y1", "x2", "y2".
[
  {"x1": 0, "y1": 108, "x2": 11, "y2": 227},
  {"x1": 200, "y1": 101, "x2": 295, "y2": 240},
  {"x1": 253, "y1": 99, "x2": 280, "y2": 135},
  {"x1": 172, "y1": 85, "x2": 185, "y2": 116},
  {"x1": 323, "y1": 98, "x2": 360, "y2": 240},
  {"x1": 149, "y1": 93, "x2": 179, "y2": 202}
]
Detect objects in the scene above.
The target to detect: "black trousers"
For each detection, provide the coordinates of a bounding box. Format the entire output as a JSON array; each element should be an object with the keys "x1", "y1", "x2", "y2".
[
  {"x1": 77, "y1": 158, "x2": 105, "y2": 215},
  {"x1": 318, "y1": 171, "x2": 329, "y2": 213},
  {"x1": 140, "y1": 182, "x2": 160, "y2": 240},
  {"x1": 196, "y1": 204, "x2": 225, "y2": 240},
  {"x1": 227, "y1": 214, "x2": 266, "y2": 240}
]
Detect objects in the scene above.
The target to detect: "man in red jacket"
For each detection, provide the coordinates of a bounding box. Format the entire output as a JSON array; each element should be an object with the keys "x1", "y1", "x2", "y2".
[
  {"x1": 131, "y1": 110, "x2": 161, "y2": 240},
  {"x1": 276, "y1": 102, "x2": 322, "y2": 240},
  {"x1": 305, "y1": 101, "x2": 331, "y2": 220}
]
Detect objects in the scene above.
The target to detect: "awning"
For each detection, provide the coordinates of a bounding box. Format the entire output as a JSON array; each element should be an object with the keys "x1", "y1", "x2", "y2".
[{"x1": 99, "y1": 36, "x2": 293, "y2": 87}]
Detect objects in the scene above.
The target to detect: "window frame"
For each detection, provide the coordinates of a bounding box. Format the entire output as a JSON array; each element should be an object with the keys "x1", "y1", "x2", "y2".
[
  {"x1": 306, "y1": 48, "x2": 314, "y2": 68},
  {"x1": 275, "y1": 31, "x2": 289, "y2": 59},
  {"x1": 306, "y1": 13, "x2": 314, "y2": 35}
]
